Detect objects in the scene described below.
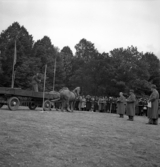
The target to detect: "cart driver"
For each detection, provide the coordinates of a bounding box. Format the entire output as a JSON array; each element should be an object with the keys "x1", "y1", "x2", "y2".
[{"x1": 32, "y1": 73, "x2": 41, "y2": 92}]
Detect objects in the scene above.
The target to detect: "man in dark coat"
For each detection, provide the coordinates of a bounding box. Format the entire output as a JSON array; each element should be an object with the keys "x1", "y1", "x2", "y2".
[
  {"x1": 98, "y1": 96, "x2": 103, "y2": 112},
  {"x1": 126, "y1": 89, "x2": 136, "y2": 121},
  {"x1": 93, "y1": 96, "x2": 99, "y2": 112},
  {"x1": 147, "y1": 85, "x2": 159, "y2": 125},
  {"x1": 86, "y1": 95, "x2": 91, "y2": 111},
  {"x1": 117, "y1": 92, "x2": 126, "y2": 118}
]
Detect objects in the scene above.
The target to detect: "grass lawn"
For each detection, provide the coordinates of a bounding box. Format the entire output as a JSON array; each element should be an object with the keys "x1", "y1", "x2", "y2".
[{"x1": 0, "y1": 107, "x2": 160, "y2": 167}]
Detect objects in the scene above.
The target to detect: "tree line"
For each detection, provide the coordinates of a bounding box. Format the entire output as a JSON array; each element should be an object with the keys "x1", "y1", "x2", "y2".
[{"x1": 0, "y1": 22, "x2": 160, "y2": 97}]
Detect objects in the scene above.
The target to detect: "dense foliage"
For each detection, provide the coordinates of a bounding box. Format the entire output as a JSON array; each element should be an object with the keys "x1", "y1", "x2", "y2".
[{"x1": 0, "y1": 22, "x2": 160, "y2": 96}]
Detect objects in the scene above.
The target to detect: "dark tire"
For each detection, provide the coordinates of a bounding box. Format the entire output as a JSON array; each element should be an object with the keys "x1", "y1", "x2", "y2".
[
  {"x1": 0, "y1": 103, "x2": 3, "y2": 108},
  {"x1": 8, "y1": 97, "x2": 20, "y2": 111},
  {"x1": 43, "y1": 100, "x2": 51, "y2": 111},
  {"x1": 29, "y1": 102, "x2": 37, "y2": 110}
]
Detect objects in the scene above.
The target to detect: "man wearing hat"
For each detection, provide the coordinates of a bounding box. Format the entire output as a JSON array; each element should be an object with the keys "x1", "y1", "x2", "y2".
[
  {"x1": 147, "y1": 85, "x2": 159, "y2": 125},
  {"x1": 126, "y1": 89, "x2": 136, "y2": 121}
]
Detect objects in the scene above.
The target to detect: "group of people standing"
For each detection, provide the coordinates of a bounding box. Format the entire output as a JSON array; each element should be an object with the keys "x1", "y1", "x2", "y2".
[
  {"x1": 75, "y1": 96, "x2": 117, "y2": 112},
  {"x1": 74, "y1": 84, "x2": 159, "y2": 125},
  {"x1": 117, "y1": 85, "x2": 159, "y2": 125},
  {"x1": 117, "y1": 89, "x2": 136, "y2": 121},
  {"x1": 31, "y1": 73, "x2": 159, "y2": 125}
]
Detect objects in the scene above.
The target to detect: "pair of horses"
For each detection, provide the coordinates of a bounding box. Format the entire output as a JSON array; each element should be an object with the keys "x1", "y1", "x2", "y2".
[{"x1": 50, "y1": 87, "x2": 80, "y2": 112}]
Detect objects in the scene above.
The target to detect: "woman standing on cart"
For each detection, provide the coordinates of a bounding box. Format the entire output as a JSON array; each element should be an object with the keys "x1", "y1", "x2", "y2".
[{"x1": 32, "y1": 73, "x2": 41, "y2": 92}]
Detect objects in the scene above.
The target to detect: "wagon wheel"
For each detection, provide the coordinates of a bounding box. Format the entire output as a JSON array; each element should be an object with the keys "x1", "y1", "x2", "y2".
[
  {"x1": 0, "y1": 103, "x2": 3, "y2": 108},
  {"x1": 29, "y1": 102, "x2": 37, "y2": 110},
  {"x1": 8, "y1": 97, "x2": 20, "y2": 111},
  {"x1": 51, "y1": 102, "x2": 55, "y2": 108},
  {"x1": 43, "y1": 100, "x2": 51, "y2": 111}
]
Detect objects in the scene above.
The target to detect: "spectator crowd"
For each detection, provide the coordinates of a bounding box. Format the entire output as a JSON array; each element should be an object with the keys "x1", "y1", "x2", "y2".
[
  {"x1": 54, "y1": 85, "x2": 160, "y2": 125},
  {"x1": 55, "y1": 94, "x2": 159, "y2": 116}
]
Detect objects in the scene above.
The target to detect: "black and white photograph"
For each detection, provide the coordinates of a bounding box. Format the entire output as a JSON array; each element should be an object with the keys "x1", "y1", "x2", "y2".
[{"x1": 0, "y1": 0, "x2": 160, "y2": 166}]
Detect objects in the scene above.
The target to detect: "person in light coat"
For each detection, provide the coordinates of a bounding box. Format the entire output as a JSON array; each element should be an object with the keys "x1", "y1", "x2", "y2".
[
  {"x1": 147, "y1": 85, "x2": 159, "y2": 125},
  {"x1": 117, "y1": 92, "x2": 126, "y2": 118},
  {"x1": 126, "y1": 89, "x2": 136, "y2": 121}
]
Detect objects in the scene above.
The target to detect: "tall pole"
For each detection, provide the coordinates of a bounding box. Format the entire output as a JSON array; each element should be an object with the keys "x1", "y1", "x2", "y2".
[
  {"x1": 42, "y1": 64, "x2": 47, "y2": 111},
  {"x1": 11, "y1": 40, "x2": 17, "y2": 88},
  {"x1": 11, "y1": 30, "x2": 21, "y2": 88},
  {"x1": 53, "y1": 55, "x2": 57, "y2": 91}
]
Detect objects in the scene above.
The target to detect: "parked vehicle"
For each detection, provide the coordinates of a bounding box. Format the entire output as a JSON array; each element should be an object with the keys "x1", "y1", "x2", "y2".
[{"x1": 0, "y1": 87, "x2": 60, "y2": 111}]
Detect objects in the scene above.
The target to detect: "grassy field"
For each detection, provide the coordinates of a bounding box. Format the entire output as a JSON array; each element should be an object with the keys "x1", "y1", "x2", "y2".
[{"x1": 0, "y1": 107, "x2": 160, "y2": 167}]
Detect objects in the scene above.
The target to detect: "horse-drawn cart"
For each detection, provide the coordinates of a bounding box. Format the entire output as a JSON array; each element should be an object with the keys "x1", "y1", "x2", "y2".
[{"x1": 0, "y1": 87, "x2": 60, "y2": 111}]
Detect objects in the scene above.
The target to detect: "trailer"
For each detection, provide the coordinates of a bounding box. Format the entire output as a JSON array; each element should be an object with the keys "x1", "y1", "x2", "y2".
[{"x1": 0, "y1": 87, "x2": 60, "y2": 111}]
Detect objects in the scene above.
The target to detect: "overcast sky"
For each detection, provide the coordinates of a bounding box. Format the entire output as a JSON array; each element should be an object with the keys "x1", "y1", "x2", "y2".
[{"x1": 0, "y1": 0, "x2": 160, "y2": 57}]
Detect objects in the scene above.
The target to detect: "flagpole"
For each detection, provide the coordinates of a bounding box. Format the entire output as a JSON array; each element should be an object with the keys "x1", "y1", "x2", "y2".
[
  {"x1": 11, "y1": 40, "x2": 17, "y2": 88},
  {"x1": 42, "y1": 64, "x2": 47, "y2": 112},
  {"x1": 53, "y1": 55, "x2": 57, "y2": 91}
]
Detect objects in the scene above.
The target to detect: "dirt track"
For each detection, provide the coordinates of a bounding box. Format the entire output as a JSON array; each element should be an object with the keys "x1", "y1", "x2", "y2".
[{"x1": 0, "y1": 107, "x2": 160, "y2": 167}]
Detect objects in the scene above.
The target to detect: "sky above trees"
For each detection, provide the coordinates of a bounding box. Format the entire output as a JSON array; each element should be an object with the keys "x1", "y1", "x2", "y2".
[{"x1": 0, "y1": 0, "x2": 160, "y2": 58}]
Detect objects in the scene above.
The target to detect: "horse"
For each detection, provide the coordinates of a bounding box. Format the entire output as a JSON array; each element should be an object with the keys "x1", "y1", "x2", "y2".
[{"x1": 59, "y1": 87, "x2": 80, "y2": 112}]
